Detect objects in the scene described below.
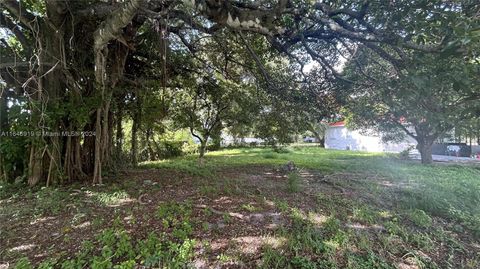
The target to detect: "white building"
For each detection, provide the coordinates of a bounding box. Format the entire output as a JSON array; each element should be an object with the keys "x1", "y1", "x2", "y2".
[{"x1": 325, "y1": 121, "x2": 416, "y2": 153}]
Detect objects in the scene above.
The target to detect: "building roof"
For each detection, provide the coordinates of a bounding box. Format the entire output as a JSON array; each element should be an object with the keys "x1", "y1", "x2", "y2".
[{"x1": 329, "y1": 121, "x2": 345, "y2": 127}]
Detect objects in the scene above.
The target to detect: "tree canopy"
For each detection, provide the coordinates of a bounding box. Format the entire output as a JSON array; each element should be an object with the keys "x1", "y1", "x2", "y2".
[
  {"x1": 340, "y1": 48, "x2": 480, "y2": 163},
  {"x1": 1, "y1": 0, "x2": 479, "y2": 185}
]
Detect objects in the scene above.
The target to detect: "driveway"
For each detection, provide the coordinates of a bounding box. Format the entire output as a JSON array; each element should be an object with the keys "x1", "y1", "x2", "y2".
[{"x1": 411, "y1": 154, "x2": 480, "y2": 164}]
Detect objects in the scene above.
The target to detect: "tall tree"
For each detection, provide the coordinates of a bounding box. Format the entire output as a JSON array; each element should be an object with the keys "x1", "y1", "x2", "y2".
[
  {"x1": 1, "y1": 0, "x2": 477, "y2": 185},
  {"x1": 340, "y1": 49, "x2": 480, "y2": 164},
  {"x1": 173, "y1": 73, "x2": 256, "y2": 158}
]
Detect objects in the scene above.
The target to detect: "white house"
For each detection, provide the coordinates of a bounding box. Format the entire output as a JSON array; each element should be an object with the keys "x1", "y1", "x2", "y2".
[
  {"x1": 220, "y1": 135, "x2": 264, "y2": 146},
  {"x1": 325, "y1": 121, "x2": 416, "y2": 153}
]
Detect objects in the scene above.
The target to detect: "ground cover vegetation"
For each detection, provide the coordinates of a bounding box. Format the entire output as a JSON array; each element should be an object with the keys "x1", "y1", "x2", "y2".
[
  {"x1": 1, "y1": 146, "x2": 479, "y2": 268},
  {"x1": 1, "y1": 0, "x2": 480, "y2": 268}
]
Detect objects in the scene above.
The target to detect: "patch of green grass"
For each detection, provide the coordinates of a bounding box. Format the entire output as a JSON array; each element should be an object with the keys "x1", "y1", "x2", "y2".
[
  {"x1": 241, "y1": 203, "x2": 258, "y2": 212},
  {"x1": 407, "y1": 209, "x2": 432, "y2": 228},
  {"x1": 7, "y1": 145, "x2": 480, "y2": 267},
  {"x1": 199, "y1": 184, "x2": 217, "y2": 197},
  {"x1": 141, "y1": 146, "x2": 479, "y2": 237},
  {"x1": 33, "y1": 187, "x2": 72, "y2": 215},
  {"x1": 217, "y1": 253, "x2": 234, "y2": 263},
  {"x1": 323, "y1": 216, "x2": 341, "y2": 236},
  {"x1": 0, "y1": 181, "x2": 28, "y2": 200},
  {"x1": 290, "y1": 256, "x2": 317, "y2": 269},
  {"x1": 156, "y1": 201, "x2": 193, "y2": 239},
  {"x1": 355, "y1": 234, "x2": 373, "y2": 252},
  {"x1": 141, "y1": 158, "x2": 216, "y2": 177},
  {"x1": 198, "y1": 178, "x2": 242, "y2": 197},
  {"x1": 262, "y1": 152, "x2": 278, "y2": 159},
  {"x1": 346, "y1": 252, "x2": 395, "y2": 269},
  {"x1": 91, "y1": 190, "x2": 129, "y2": 206},
  {"x1": 379, "y1": 234, "x2": 405, "y2": 255},
  {"x1": 223, "y1": 213, "x2": 232, "y2": 224},
  {"x1": 167, "y1": 146, "x2": 480, "y2": 265},
  {"x1": 259, "y1": 246, "x2": 289, "y2": 269},
  {"x1": 352, "y1": 206, "x2": 379, "y2": 225},
  {"x1": 407, "y1": 232, "x2": 434, "y2": 251},
  {"x1": 273, "y1": 147, "x2": 292, "y2": 154},
  {"x1": 275, "y1": 200, "x2": 290, "y2": 212},
  {"x1": 13, "y1": 257, "x2": 32, "y2": 269},
  {"x1": 384, "y1": 220, "x2": 407, "y2": 237}
]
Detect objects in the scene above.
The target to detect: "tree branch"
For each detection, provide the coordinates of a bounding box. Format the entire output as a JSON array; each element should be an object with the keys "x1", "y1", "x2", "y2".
[
  {"x1": 237, "y1": 31, "x2": 273, "y2": 86},
  {"x1": 0, "y1": 0, "x2": 36, "y2": 30},
  {"x1": 93, "y1": 0, "x2": 142, "y2": 51},
  {"x1": 190, "y1": 0, "x2": 288, "y2": 35},
  {"x1": 0, "y1": 12, "x2": 30, "y2": 49},
  {"x1": 396, "y1": 121, "x2": 417, "y2": 140}
]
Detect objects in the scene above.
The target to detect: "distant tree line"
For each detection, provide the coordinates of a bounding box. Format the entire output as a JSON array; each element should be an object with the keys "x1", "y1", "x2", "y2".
[{"x1": 0, "y1": 0, "x2": 478, "y2": 185}]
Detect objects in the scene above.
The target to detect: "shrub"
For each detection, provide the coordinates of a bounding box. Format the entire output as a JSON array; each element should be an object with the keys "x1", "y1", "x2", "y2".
[
  {"x1": 287, "y1": 172, "x2": 301, "y2": 193},
  {"x1": 181, "y1": 142, "x2": 198, "y2": 155},
  {"x1": 157, "y1": 141, "x2": 184, "y2": 158}
]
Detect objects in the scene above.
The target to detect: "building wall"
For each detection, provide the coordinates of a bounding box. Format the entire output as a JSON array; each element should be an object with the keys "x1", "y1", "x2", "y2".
[
  {"x1": 220, "y1": 135, "x2": 264, "y2": 146},
  {"x1": 325, "y1": 126, "x2": 416, "y2": 153}
]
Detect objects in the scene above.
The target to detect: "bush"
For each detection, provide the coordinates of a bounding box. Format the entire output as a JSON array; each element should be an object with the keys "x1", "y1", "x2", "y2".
[
  {"x1": 287, "y1": 172, "x2": 301, "y2": 193},
  {"x1": 181, "y1": 142, "x2": 198, "y2": 155},
  {"x1": 0, "y1": 136, "x2": 28, "y2": 183},
  {"x1": 145, "y1": 140, "x2": 198, "y2": 160},
  {"x1": 398, "y1": 145, "x2": 415, "y2": 160},
  {"x1": 158, "y1": 141, "x2": 184, "y2": 158}
]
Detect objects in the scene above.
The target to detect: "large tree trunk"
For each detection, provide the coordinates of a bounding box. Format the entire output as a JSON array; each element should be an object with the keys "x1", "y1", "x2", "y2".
[
  {"x1": 319, "y1": 137, "x2": 325, "y2": 148},
  {"x1": 311, "y1": 130, "x2": 325, "y2": 147},
  {"x1": 28, "y1": 146, "x2": 44, "y2": 186},
  {"x1": 27, "y1": 4, "x2": 67, "y2": 186},
  {"x1": 307, "y1": 122, "x2": 326, "y2": 148},
  {"x1": 199, "y1": 139, "x2": 207, "y2": 159},
  {"x1": 93, "y1": 107, "x2": 103, "y2": 184},
  {"x1": 145, "y1": 128, "x2": 156, "y2": 161},
  {"x1": 92, "y1": 0, "x2": 139, "y2": 182},
  {"x1": 417, "y1": 140, "x2": 434, "y2": 164}
]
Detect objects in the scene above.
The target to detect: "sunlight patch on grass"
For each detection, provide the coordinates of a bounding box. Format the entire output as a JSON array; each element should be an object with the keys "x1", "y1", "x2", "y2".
[
  {"x1": 86, "y1": 190, "x2": 131, "y2": 206},
  {"x1": 307, "y1": 212, "x2": 328, "y2": 226}
]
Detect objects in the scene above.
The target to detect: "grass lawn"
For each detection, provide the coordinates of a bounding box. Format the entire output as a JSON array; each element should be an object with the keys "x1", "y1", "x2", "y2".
[{"x1": 1, "y1": 146, "x2": 479, "y2": 268}]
